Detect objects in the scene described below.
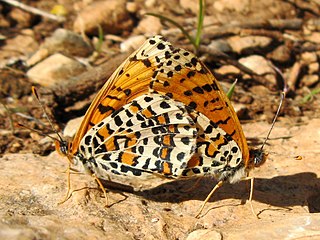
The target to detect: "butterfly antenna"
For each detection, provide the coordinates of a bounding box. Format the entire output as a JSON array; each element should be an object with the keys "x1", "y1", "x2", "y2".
[
  {"x1": 16, "y1": 122, "x2": 61, "y2": 143},
  {"x1": 31, "y1": 86, "x2": 64, "y2": 143},
  {"x1": 260, "y1": 91, "x2": 286, "y2": 151}
]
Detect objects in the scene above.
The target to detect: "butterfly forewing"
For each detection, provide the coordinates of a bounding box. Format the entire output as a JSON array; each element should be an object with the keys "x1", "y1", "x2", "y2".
[
  {"x1": 148, "y1": 46, "x2": 249, "y2": 164},
  {"x1": 71, "y1": 36, "x2": 170, "y2": 155}
]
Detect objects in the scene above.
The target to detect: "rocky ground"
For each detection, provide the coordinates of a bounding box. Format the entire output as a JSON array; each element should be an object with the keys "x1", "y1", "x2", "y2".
[{"x1": 0, "y1": 0, "x2": 320, "y2": 239}]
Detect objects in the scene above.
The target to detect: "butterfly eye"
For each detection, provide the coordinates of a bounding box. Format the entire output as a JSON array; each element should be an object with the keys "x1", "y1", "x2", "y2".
[
  {"x1": 249, "y1": 149, "x2": 268, "y2": 168},
  {"x1": 55, "y1": 140, "x2": 68, "y2": 156},
  {"x1": 61, "y1": 140, "x2": 69, "y2": 155}
]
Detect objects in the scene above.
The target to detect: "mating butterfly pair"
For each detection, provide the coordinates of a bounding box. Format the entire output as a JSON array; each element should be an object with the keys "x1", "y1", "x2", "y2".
[{"x1": 56, "y1": 35, "x2": 267, "y2": 216}]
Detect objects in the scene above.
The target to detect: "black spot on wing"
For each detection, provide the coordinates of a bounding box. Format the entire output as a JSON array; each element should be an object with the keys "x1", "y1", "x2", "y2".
[
  {"x1": 157, "y1": 43, "x2": 165, "y2": 50},
  {"x1": 114, "y1": 115, "x2": 123, "y2": 126},
  {"x1": 144, "y1": 96, "x2": 153, "y2": 102},
  {"x1": 149, "y1": 39, "x2": 156, "y2": 45},
  {"x1": 98, "y1": 104, "x2": 114, "y2": 114},
  {"x1": 190, "y1": 57, "x2": 198, "y2": 66},
  {"x1": 175, "y1": 65, "x2": 182, "y2": 71},
  {"x1": 188, "y1": 101, "x2": 197, "y2": 109},
  {"x1": 202, "y1": 84, "x2": 212, "y2": 92},
  {"x1": 160, "y1": 101, "x2": 171, "y2": 109},
  {"x1": 106, "y1": 95, "x2": 121, "y2": 100},
  {"x1": 181, "y1": 137, "x2": 190, "y2": 145},
  {"x1": 124, "y1": 89, "x2": 131, "y2": 96},
  {"x1": 193, "y1": 86, "x2": 204, "y2": 94},
  {"x1": 85, "y1": 135, "x2": 92, "y2": 145},
  {"x1": 120, "y1": 165, "x2": 143, "y2": 176},
  {"x1": 184, "y1": 90, "x2": 193, "y2": 96},
  {"x1": 142, "y1": 59, "x2": 151, "y2": 67},
  {"x1": 177, "y1": 152, "x2": 185, "y2": 161},
  {"x1": 215, "y1": 116, "x2": 231, "y2": 125},
  {"x1": 187, "y1": 71, "x2": 196, "y2": 78}
]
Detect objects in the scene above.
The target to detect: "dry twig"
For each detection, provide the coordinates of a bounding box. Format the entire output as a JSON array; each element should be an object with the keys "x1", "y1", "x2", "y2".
[
  {"x1": 1, "y1": 0, "x2": 65, "y2": 22},
  {"x1": 202, "y1": 19, "x2": 303, "y2": 39}
]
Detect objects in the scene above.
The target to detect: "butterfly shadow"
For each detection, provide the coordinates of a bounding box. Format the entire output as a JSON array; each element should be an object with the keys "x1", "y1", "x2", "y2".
[{"x1": 130, "y1": 172, "x2": 320, "y2": 214}]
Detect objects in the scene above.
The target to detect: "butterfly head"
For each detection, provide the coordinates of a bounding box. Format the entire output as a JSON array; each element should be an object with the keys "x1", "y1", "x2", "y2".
[
  {"x1": 55, "y1": 140, "x2": 67, "y2": 155},
  {"x1": 55, "y1": 140, "x2": 75, "y2": 164},
  {"x1": 55, "y1": 139, "x2": 91, "y2": 174},
  {"x1": 247, "y1": 148, "x2": 268, "y2": 169}
]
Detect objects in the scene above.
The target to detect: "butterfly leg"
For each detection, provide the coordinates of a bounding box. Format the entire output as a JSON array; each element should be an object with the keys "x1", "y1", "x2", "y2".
[
  {"x1": 195, "y1": 180, "x2": 224, "y2": 218},
  {"x1": 59, "y1": 165, "x2": 90, "y2": 204},
  {"x1": 58, "y1": 163, "x2": 72, "y2": 204},
  {"x1": 92, "y1": 174, "x2": 109, "y2": 207},
  {"x1": 240, "y1": 176, "x2": 259, "y2": 219}
]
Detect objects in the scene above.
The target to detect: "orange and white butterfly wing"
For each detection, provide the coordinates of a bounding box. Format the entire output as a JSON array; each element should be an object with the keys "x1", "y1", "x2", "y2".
[
  {"x1": 75, "y1": 93, "x2": 197, "y2": 179},
  {"x1": 147, "y1": 41, "x2": 249, "y2": 165},
  {"x1": 70, "y1": 35, "x2": 249, "y2": 179},
  {"x1": 179, "y1": 111, "x2": 244, "y2": 182},
  {"x1": 71, "y1": 36, "x2": 169, "y2": 155}
]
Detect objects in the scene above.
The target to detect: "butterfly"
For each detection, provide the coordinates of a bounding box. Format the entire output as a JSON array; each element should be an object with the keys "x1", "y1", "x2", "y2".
[{"x1": 55, "y1": 35, "x2": 268, "y2": 217}]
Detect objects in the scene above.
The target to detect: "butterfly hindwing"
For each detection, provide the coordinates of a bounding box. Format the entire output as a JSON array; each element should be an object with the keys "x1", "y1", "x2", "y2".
[
  {"x1": 178, "y1": 111, "x2": 243, "y2": 180},
  {"x1": 77, "y1": 93, "x2": 197, "y2": 179}
]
